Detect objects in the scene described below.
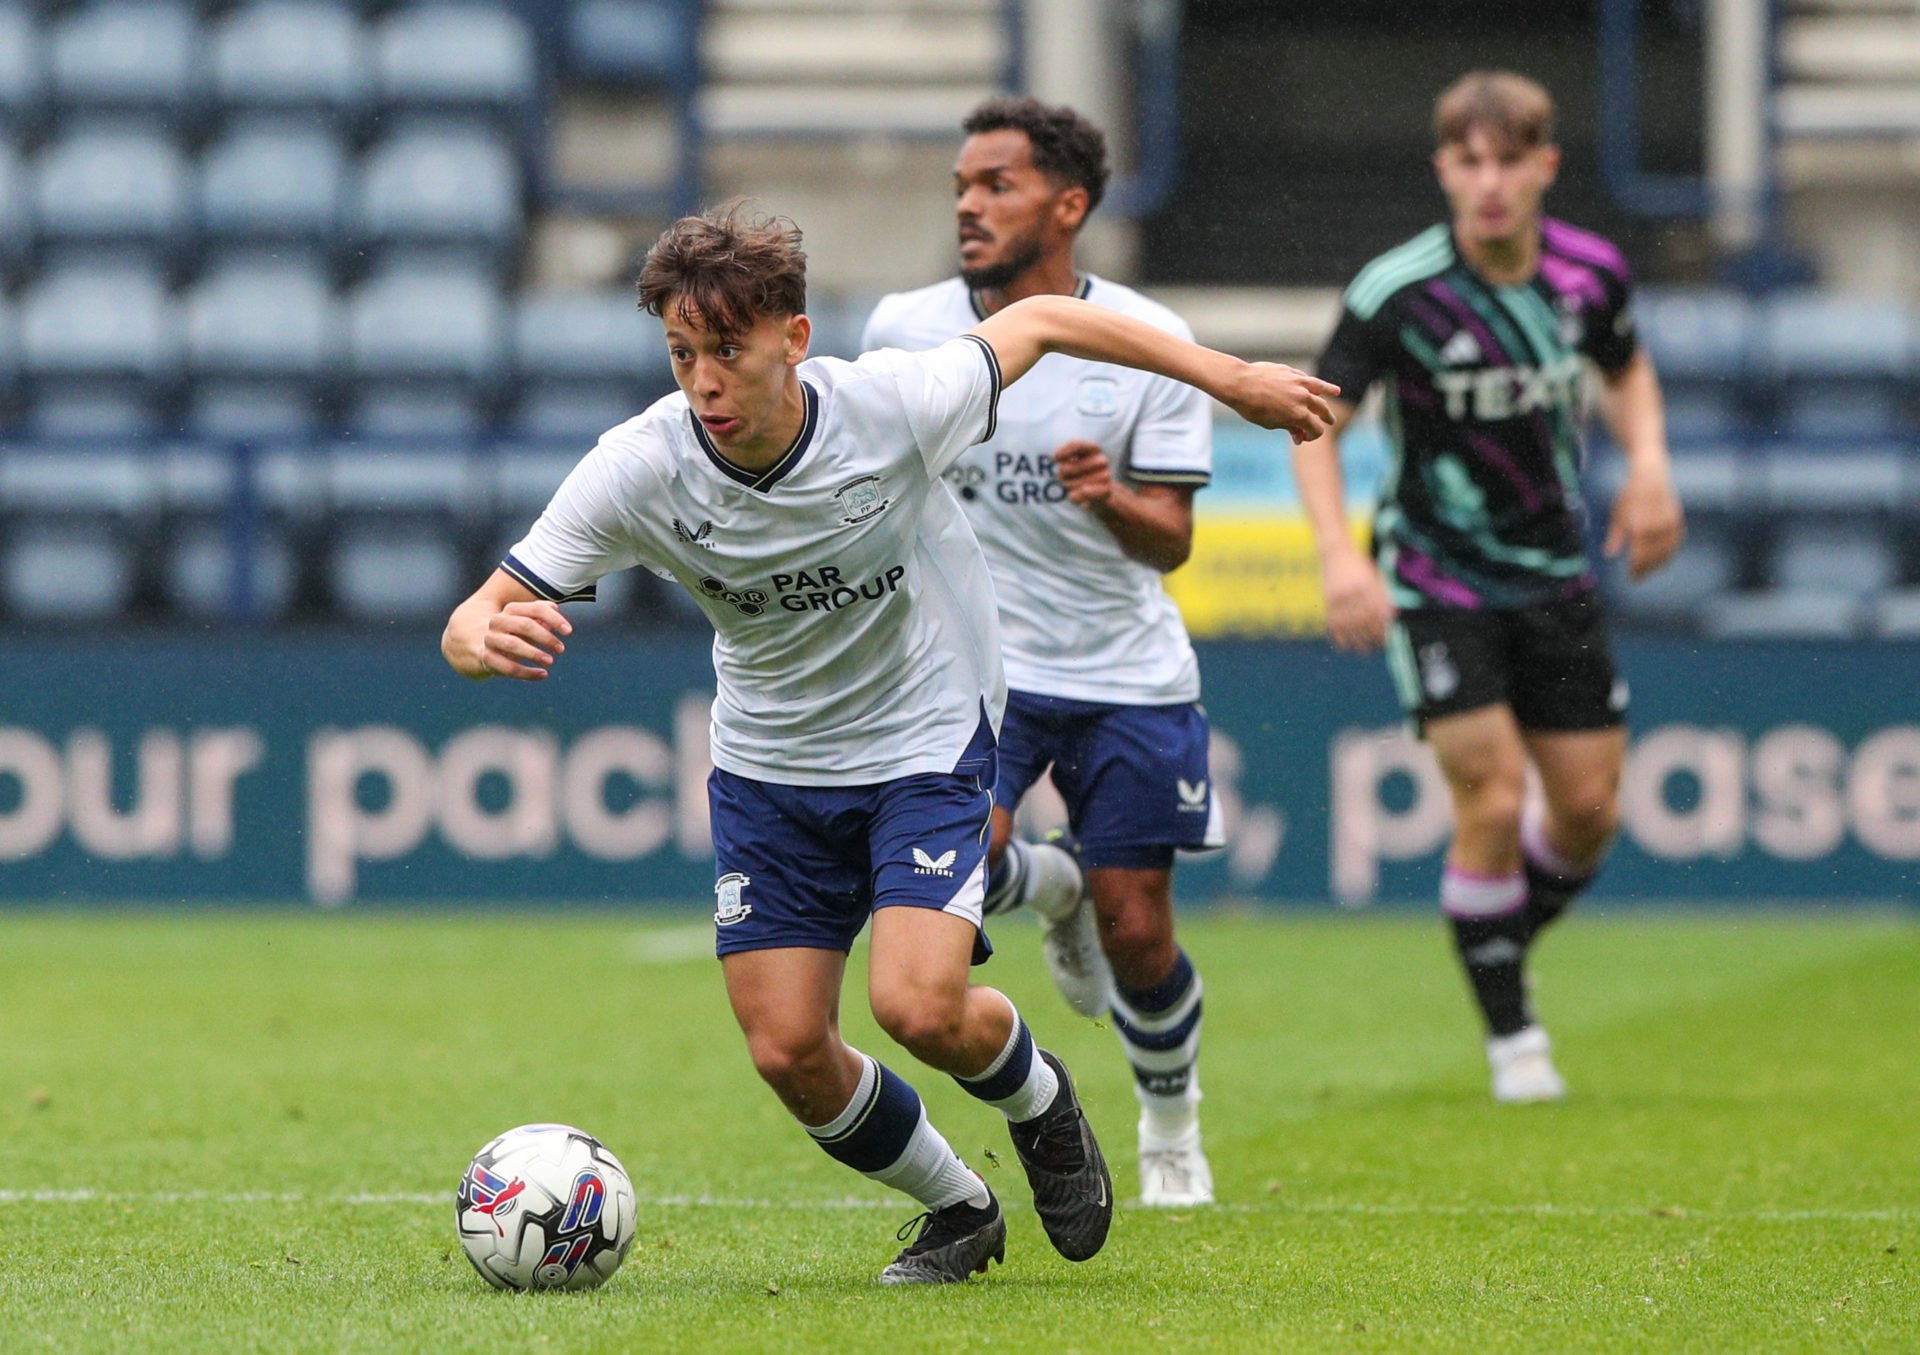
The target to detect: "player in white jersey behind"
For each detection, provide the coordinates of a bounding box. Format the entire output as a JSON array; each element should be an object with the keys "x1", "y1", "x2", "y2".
[
  {"x1": 864, "y1": 98, "x2": 1221, "y2": 1207},
  {"x1": 443, "y1": 205, "x2": 1337, "y2": 1281}
]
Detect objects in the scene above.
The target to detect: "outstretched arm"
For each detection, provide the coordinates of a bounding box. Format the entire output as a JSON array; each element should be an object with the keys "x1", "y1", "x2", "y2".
[
  {"x1": 970, "y1": 294, "x2": 1340, "y2": 443},
  {"x1": 1595, "y1": 350, "x2": 1684, "y2": 579}
]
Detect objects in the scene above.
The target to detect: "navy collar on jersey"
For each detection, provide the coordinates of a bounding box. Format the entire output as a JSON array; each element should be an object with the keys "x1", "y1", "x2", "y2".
[
  {"x1": 967, "y1": 274, "x2": 1092, "y2": 321},
  {"x1": 689, "y1": 382, "x2": 820, "y2": 491}
]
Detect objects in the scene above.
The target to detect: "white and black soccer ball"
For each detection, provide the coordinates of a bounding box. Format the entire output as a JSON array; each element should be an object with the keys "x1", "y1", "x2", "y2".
[{"x1": 456, "y1": 1123, "x2": 637, "y2": 1291}]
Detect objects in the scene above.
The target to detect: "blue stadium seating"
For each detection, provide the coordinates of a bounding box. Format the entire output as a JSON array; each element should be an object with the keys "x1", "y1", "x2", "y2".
[
  {"x1": 344, "y1": 265, "x2": 507, "y2": 434},
  {"x1": 1635, "y1": 288, "x2": 1753, "y2": 384},
  {"x1": 32, "y1": 127, "x2": 193, "y2": 256},
  {"x1": 198, "y1": 122, "x2": 349, "y2": 249},
  {"x1": 353, "y1": 126, "x2": 523, "y2": 263},
  {"x1": 48, "y1": 1, "x2": 200, "y2": 115},
  {"x1": 210, "y1": 1, "x2": 367, "y2": 122},
  {"x1": 0, "y1": 5, "x2": 43, "y2": 132},
  {"x1": 18, "y1": 263, "x2": 178, "y2": 434},
  {"x1": 184, "y1": 262, "x2": 340, "y2": 436},
  {"x1": 1760, "y1": 291, "x2": 1914, "y2": 382},
  {"x1": 371, "y1": 3, "x2": 538, "y2": 121},
  {"x1": 565, "y1": 0, "x2": 698, "y2": 85},
  {"x1": 508, "y1": 289, "x2": 668, "y2": 436}
]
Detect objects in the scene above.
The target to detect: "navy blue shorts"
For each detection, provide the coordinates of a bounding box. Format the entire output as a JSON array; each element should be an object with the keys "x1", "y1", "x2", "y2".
[
  {"x1": 708, "y1": 715, "x2": 997, "y2": 962},
  {"x1": 995, "y1": 691, "x2": 1222, "y2": 870}
]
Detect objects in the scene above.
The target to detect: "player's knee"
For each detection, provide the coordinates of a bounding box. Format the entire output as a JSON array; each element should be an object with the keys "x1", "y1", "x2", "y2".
[
  {"x1": 744, "y1": 1028, "x2": 836, "y2": 1098},
  {"x1": 870, "y1": 987, "x2": 967, "y2": 1061},
  {"x1": 1456, "y1": 782, "x2": 1524, "y2": 842},
  {"x1": 1101, "y1": 901, "x2": 1173, "y2": 978},
  {"x1": 1557, "y1": 792, "x2": 1619, "y2": 852}
]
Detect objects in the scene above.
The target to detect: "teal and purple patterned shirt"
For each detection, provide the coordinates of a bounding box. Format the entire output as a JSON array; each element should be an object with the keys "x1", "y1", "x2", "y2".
[{"x1": 1316, "y1": 219, "x2": 1638, "y2": 610}]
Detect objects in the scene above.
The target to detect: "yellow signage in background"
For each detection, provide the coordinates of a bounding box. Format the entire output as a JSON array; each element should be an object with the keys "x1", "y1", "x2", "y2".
[{"x1": 1167, "y1": 512, "x2": 1371, "y2": 638}]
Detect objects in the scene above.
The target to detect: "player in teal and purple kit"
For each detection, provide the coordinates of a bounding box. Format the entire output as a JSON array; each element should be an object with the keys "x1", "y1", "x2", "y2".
[{"x1": 1295, "y1": 71, "x2": 1685, "y2": 1101}]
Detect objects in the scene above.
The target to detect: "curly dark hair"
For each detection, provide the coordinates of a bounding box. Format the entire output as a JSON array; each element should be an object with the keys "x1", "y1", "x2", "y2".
[
  {"x1": 637, "y1": 201, "x2": 808, "y2": 338},
  {"x1": 962, "y1": 96, "x2": 1110, "y2": 216}
]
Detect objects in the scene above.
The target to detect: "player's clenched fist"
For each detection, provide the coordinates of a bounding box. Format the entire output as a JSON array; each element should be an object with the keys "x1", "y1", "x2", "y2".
[
  {"x1": 1222, "y1": 363, "x2": 1341, "y2": 443},
  {"x1": 1050, "y1": 439, "x2": 1114, "y2": 508},
  {"x1": 482, "y1": 600, "x2": 573, "y2": 680}
]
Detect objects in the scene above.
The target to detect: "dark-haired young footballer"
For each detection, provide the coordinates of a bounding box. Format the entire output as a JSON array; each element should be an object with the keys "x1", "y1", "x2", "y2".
[
  {"x1": 442, "y1": 205, "x2": 1338, "y2": 1282},
  {"x1": 865, "y1": 97, "x2": 1223, "y2": 1207},
  {"x1": 1295, "y1": 72, "x2": 1683, "y2": 1102}
]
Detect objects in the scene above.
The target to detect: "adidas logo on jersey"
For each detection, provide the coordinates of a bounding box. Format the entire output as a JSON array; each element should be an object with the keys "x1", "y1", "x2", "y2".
[
  {"x1": 911, "y1": 846, "x2": 957, "y2": 877},
  {"x1": 1176, "y1": 778, "x2": 1208, "y2": 812},
  {"x1": 1439, "y1": 330, "x2": 1482, "y2": 366}
]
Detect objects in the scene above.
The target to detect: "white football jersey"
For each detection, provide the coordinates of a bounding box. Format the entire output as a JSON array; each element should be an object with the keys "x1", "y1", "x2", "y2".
[
  {"x1": 505, "y1": 336, "x2": 1007, "y2": 787},
  {"x1": 862, "y1": 276, "x2": 1211, "y2": 704}
]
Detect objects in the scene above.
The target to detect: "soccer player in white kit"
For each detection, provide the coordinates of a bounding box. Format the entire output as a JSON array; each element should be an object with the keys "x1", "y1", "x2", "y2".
[
  {"x1": 442, "y1": 206, "x2": 1337, "y2": 1282},
  {"x1": 864, "y1": 98, "x2": 1221, "y2": 1206}
]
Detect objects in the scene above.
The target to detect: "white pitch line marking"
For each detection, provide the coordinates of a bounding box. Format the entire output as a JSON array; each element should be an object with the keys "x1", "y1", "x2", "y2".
[
  {"x1": 624, "y1": 925, "x2": 717, "y2": 964},
  {"x1": 0, "y1": 1190, "x2": 1911, "y2": 1224}
]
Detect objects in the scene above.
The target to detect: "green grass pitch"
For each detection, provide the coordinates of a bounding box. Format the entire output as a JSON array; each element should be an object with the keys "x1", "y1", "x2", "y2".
[{"x1": 1, "y1": 908, "x2": 1915, "y2": 1352}]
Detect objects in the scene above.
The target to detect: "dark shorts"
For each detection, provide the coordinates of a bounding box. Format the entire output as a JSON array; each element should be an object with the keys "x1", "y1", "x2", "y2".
[
  {"x1": 708, "y1": 713, "x2": 996, "y2": 962},
  {"x1": 995, "y1": 690, "x2": 1222, "y2": 871},
  {"x1": 1385, "y1": 594, "x2": 1629, "y2": 734}
]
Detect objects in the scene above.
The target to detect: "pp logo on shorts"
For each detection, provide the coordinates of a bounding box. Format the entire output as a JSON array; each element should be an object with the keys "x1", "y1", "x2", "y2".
[
  {"x1": 714, "y1": 872, "x2": 752, "y2": 926},
  {"x1": 1419, "y1": 642, "x2": 1459, "y2": 700}
]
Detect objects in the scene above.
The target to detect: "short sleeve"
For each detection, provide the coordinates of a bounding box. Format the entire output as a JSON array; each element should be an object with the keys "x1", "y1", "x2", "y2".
[
  {"x1": 878, "y1": 334, "x2": 1003, "y2": 477},
  {"x1": 1125, "y1": 371, "x2": 1212, "y2": 487},
  {"x1": 1582, "y1": 271, "x2": 1640, "y2": 375},
  {"x1": 501, "y1": 446, "x2": 648, "y2": 602},
  {"x1": 1315, "y1": 305, "x2": 1391, "y2": 405}
]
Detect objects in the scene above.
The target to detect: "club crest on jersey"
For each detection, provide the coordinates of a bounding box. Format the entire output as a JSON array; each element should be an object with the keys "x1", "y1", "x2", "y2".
[
  {"x1": 911, "y1": 846, "x2": 957, "y2": 877},
  {"x1": 714, "y1": 872, "x2": 752, "y2": 926},
  {"x1": 1176, "y1": 777, "x2": 1209, "y2": 812},
  {"x1": 673, "y1": 517, "x2": 716, "y2": 549},
  {"x1": 1075, "y1": 375, "x2": 1120, "y2": 418},
  {"x1": 834, "y1": 475, "x2": 891, "y2": 525},
  {"x1": 1419, "y1": 642, "x2": 1459, "y2": 700}
]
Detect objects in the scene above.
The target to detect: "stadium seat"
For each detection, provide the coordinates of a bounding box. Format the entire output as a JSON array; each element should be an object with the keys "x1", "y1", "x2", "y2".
[
  {"x1": 345, "y1": 265, "x2": 506, "y2": 384},
  {"x1": 198, "y1": 123, "x2": 349, "y2": 248},
  {"x1": 1761, "y1": 449, "x2": 1907, "y2": 514},
  {"x1": 371, "y1": 3, "x2": 538, "y2": 119},
  {"x1": 565, "y1": 0, "x2": 699, "y2": 85},
  {"x1": 1778, "y1": 391, "x2": 1904, "y2": 442},
  {"x1": 183, "y1": 262, "x2": 340, "y2": 437},
  {"x1": 18, "y1": 263, "x2": 178, "y2": 434},
  {"x1": 1702, "y1": 589, "x2": 1867, "y2": 640},
  {"x1": 1660, "y1": 390, "x2": 1744, "y2": 444},
  {"x1": 32, "y1": 128, "x2": 193, "y2": 255},
  {"x1": 507, "y1": 290, "x2": 668, "y2": 437},
  {"x1": 353, "y1": 126, "x2": 524, "y2": 262},
  {"x1": 326, "y1": 529, "x2": 467, "y2": 621},
  {"x1": 1633, "y1": 288, "x2": 1753, "y2": 384},
  {"x1": 209, "y1": 1, "x2": 367, "y2": 121},
  {"x1": 0, "y1": 5, "x2": 44, "y2": 132},
  {"x1": 1759, "y1": 291, "x2": 1915, "y2": 381},
  {"x1": 344, "y1": 263, "x2": 506, "y2": 434},
  {"x1": 1871, "y1": 588, "x2": 1920, "y2": 639},
  {"x1": 0, "y1": 523, "x2": 140, "y2": 622},
  {"x1": 1768, "y1": 521, "x2": 1898, "y2": 595},
  {"x1": 163, "y1": 521, "x2": 299, "y2": 621},
  {"x1": 47, "y1": 1, "x2": 200, "y2": 114}
]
